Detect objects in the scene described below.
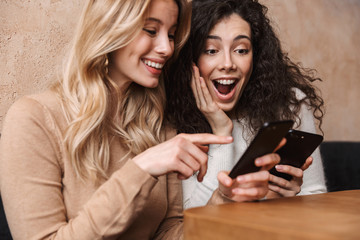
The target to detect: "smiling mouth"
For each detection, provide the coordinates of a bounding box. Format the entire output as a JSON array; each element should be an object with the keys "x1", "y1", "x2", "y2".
[
  {"x1": 143, "y1": 59, "x2": 164, "y2": 70},
  {"x1": 213, "y1": 79, "x2": 237, "y2": 95}
]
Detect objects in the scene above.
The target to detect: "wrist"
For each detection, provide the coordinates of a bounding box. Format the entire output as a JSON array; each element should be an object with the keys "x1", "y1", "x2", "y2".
[{"x1": 210, "y1": 119, "x2": 233, "y2": 136}]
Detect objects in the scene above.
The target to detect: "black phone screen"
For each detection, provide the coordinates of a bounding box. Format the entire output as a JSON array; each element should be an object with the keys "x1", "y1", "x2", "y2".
[
  {"x1": 228, "y1": 120, "x2": 294, "y2": 179},
  {"x1": 270, "y1": 129, "x2": 323, "y2": 180}
]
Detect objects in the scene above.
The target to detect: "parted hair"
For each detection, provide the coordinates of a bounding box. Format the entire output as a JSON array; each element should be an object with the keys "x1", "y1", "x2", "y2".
[
  {"x1": 52, "y1": 0, "x2": 191, "y2": 181},
  {"x1": 165, "y1": 0, "x2": 324, "y2": 134}
]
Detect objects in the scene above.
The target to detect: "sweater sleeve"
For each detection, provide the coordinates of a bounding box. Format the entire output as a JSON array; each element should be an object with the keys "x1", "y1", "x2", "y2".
[
  {"x1": 182, "y1": 121, "x2": 247, "y2": 209},
  {"x1": 182, "y1": 144, "x2": 231, "y2": 209},
  {"x1": 296, "y1": 101, "x2": 327, "y2": 195},
  {"x1": 153, "y1": 173, "x2": 184, "y2": 240},
  {"x1": 0, "y1": 97, "x2": 159, "y2": 240},
  {"x1": 182, "y1": 137, "x2": 245, "y2": 209}
]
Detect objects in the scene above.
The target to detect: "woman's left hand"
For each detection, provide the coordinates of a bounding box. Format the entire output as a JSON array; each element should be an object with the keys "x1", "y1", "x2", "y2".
[
  {"x1": 191, "y1": 64, "x2": 233, "y2": 136},
  {"x1": 266, "y1": 157, "x2": 313, "y2": 198}
]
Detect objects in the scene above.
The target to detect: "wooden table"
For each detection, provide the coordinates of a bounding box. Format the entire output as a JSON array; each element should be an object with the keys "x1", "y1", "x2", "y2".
[{"x1": 184, "y1": 190, "x2": 360, "y2": 240}]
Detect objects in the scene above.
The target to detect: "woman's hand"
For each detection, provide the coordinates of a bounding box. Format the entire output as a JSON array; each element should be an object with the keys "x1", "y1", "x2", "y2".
[
  {"x1": 217, "y1": 152, "x2": 281, "y2": 202},
  {"x1": 132, "y1": 133, "x2": 233, "y2": 182},
  {"x1": 266, "y1": 157, "x2": 313, "y2": 198},
  {"x1": 191, "y1": 64, "x2": 233, "y2": 136}
]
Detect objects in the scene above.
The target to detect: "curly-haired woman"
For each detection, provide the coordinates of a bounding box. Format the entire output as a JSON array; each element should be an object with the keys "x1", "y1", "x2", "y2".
[{"x1": 165, "y1": 0, "x2": 327, "y2": 209}]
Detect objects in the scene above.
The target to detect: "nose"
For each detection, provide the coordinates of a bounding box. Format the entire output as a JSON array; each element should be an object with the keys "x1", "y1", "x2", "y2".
[
  {"x1": 220, "y1": 52, "x2": 236, "y2": 72},
  {"x1": 154, "y1": 33, "x2": 174, "y2": 58}
]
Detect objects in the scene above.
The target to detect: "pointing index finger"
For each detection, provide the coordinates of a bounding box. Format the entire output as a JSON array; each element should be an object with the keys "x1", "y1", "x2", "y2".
[{"x1": 179, "y1": 133, "x2": 233, "y2": 145}]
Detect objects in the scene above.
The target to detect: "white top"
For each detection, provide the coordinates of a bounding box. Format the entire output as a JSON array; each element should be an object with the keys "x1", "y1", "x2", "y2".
[{"x1": 182, "y1": 90, "x2": 327, "y2": 209}]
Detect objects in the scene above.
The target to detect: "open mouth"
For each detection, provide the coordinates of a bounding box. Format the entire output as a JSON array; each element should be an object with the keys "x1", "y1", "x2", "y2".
[{"x1": 213, "y1": 79, "x2": 237, "y2": 95}]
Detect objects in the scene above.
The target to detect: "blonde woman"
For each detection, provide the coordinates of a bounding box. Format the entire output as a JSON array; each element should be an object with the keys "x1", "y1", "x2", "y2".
[{"x1": 0, "y1": 0, "x2": 235, "y2": 239}]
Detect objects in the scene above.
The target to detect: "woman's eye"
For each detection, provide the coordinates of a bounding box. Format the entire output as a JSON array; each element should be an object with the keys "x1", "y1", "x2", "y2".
[
  {"x1": 204, "y1": 49, "x2": 218, "y2": 55},
  {"x1": 168, "y1": 33, "x2": 175, "y2": 41},
  {"x1": 235, "y1": 49, "x2": 249, "y2": 55},
  {"x1": 143, "y1": 28, "x2": 157, "y2": 36}
]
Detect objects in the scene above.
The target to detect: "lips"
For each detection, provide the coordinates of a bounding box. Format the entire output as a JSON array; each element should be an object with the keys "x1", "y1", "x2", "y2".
[
  {"x1": 212, "y1": 79, "x2": 237, "y2": 95},
  {"x1": 143, "y1": 59, "x2": 164, "y2": 69},
  {"x1": 143, "y1": 59, "x2": 164, "y2": 75}
]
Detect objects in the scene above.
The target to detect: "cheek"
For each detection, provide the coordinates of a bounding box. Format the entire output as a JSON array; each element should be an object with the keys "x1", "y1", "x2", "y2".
[
  {"x1": 241, "y1": 57, "x2": 253, "y2": 77},
  {"x1": 128, "y1": 34, "x2": 153, "y2": 56},
  {"x1": 170, "y1": 41, "x2": 175, "y2": 54},
  {"x1": 110, "y1": 49, "x2": 125, "y2": 70},
  {"x1": 197, "y1": 57, "x2": 214, "y2": 81}
]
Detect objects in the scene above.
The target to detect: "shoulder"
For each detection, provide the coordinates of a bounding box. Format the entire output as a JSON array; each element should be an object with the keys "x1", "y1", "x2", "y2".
[
  {"x1": 2, "y1": 90, "x2": 66, "y2": 166},
  {"x1": 289, "y1": 88, "x2": 317, "y2": 132},
  {"x1": 8, "y1": 89, "x2": 60, "y2": 109},
  {"x1": 4, "y1": 89, "x2": 67, "y2": 136},
  {"x1": 292, "y1": 87, "x2": 307, "y2": 101},
  {"x1": 7, "y1": 90, "x2": 61, "y2": 119}
]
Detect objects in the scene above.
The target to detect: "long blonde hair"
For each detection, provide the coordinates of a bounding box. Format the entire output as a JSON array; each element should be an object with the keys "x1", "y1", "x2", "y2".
[{"x1": 53, "y1": 0, "x2": 191, "y2": 181}]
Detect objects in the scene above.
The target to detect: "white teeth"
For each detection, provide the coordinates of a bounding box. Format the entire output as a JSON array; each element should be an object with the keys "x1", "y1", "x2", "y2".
[
  {"x1": 144, "y1": 60, "x2": 163, "y2": 69},
  {"x1": 215, "y1": 79, "x2": 235, "y2": 85}
]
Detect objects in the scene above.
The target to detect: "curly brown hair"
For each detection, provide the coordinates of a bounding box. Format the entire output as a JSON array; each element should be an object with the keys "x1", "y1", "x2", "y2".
[{"x1": 164, "y1": 0, "x2": 324, "y2": 134}]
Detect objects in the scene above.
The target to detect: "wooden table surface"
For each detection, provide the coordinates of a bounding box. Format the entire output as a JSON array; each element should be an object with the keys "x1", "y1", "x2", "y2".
[{"x1": 184, "y1": 190, "x2": 360, "y2": 240}]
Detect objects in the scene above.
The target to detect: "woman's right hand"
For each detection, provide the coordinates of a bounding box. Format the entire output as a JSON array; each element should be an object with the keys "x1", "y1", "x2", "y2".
[
  {"x1": 217, "y1": 152, "x2": 281, "y2": 202},
  {"x1": 191, "y1": 64, "x2": 233, "y2": 136},
  {"x1": 132, "y1": 133, "x2": 233, "y2": 182}
]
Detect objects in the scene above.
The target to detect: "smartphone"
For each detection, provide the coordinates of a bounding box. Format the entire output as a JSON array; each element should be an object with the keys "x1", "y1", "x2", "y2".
[
  {"x1": 269, "y1": 129, "x2": 324, "y2": 181},
  {"x1": 228, "y1": 120, "x2": 294, "y2": 179}
]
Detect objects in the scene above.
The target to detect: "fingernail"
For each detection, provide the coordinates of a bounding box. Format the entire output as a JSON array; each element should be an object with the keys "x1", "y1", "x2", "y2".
[
  {"x1": 275, "y1": 165, "x2": 283, "y2": 170},
  {"x1": 225, "y1": 179, "x2": 232, "y2": 185},
  {"x1": 237, "y1": 176, "x2": 244, "y2": 182},
  {"x1": 255, "y1": 159, "x2": 262, "y2": 165}
]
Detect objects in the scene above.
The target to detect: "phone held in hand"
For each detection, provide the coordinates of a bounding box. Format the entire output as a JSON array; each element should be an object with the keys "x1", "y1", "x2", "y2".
[
  {"x1": 269, "y1": 129, "x2": 324, "y2": 181},
  {"x1": 228, "y1": 120, "x2": 294, "y2": 179}
]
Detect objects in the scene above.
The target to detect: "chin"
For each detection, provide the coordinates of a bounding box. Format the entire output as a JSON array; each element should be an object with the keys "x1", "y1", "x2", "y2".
[
  {"x1": 138, "y1": 77, "x2": 159, "y2": 88},
  {"x1": 146, "y1": 81, "x2": 159, "y2": 88},
  {"x1": 218, "y1": 103, "x2": 236, "y2": 113}
]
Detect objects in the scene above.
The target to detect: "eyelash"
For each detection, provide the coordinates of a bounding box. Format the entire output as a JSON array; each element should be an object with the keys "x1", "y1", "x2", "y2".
[
  {"x1": 204, "y1": 49, "x2": 218, "y2": 55},
  {"x1": 235, "y1": 49, "x2": 249, "y2": 55},
  {"x1": 143, "y1": 28, "x2": 175, "y2": 41},
  {"x1": 143, "y1": 28, "x2": 156, "y2": 36},
  {"x1": 168, "y1": 34, "x2": 175, "y2": 41},
  {"x1": 204, "y1": 48, "x2": 249, "y2": 55}
]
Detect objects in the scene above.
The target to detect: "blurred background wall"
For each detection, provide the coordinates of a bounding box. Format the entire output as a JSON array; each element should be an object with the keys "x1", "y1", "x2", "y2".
[{"x1": 1, "y1": 0, "x2": 359, "y2": 141}]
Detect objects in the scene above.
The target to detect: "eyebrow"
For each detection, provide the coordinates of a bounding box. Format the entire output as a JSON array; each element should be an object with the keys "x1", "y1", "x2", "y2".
[
  {"x1": 146, "y1": 17, "x2": 162, "y2": 24},
  {"x1": 145, "y1": 17, "x2": 177, "y2": 28},
  {"x1": 207, "y1": 34, "x2": 251, "y2": 41}
]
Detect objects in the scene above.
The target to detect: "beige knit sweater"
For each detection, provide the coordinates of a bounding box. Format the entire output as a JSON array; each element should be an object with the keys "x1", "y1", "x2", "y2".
[{"x1": 0, "y1": 90, "x2": 184, "y2": 240}]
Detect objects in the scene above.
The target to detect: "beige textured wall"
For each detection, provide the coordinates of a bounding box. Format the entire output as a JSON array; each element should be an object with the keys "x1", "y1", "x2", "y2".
[
  {"x1": 0, "y1": 0, "x2": 83, "y2": 128},
  {"x1": 1, "y1": 0, "x2": 359, "y2": 141},
  {"x1": 263, "y1": 0, "x2": 360, "y2": 141}
]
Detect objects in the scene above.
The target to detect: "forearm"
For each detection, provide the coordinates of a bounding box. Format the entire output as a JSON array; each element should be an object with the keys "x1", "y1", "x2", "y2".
[
  {"x1": 154, "y1": 173, "x2": 184, "y2": 239},
  {"x1": 182, "y1": 176, "x2": 218, "y2": 209}
]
